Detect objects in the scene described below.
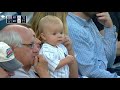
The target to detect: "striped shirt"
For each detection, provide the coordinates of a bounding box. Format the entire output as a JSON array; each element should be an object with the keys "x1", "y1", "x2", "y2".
[
  {"x1": 67, "y1": 12, "x2": 118, "y2": 78},
  {"x1": 39, "y1": 43, "x2": 69, "y2": 78}
]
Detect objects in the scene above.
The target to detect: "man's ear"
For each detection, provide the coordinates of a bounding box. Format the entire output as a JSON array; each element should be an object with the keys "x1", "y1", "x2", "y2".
[
  {"x1": 40, "y1": 33, "x2": 46, "y2": 41},
  {"x1": 11, "y1": 45, "x2": 17, "y2": 53}
]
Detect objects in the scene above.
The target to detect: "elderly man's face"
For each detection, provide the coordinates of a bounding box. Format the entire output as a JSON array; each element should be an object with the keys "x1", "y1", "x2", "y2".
[
  {"x1": 14, "y1": 27, "x2": 39, "y2": 68},
  {"x1": 83, "y1": 12, "x2": 99, "y2": 18}
]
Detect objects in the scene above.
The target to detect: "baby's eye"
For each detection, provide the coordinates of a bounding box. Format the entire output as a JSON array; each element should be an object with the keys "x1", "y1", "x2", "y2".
[
  {"x1": 60, "y1": 32, "x2": 63, "y2": 34},
  {"x1": 53, "y1": 33, "x2": 57, "y2": 35}
]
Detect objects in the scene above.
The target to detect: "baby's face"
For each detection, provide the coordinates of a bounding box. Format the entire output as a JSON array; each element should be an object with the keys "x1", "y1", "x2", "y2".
[{"x1": 42, "y1": 23, "x2": 64, "y2": 46}]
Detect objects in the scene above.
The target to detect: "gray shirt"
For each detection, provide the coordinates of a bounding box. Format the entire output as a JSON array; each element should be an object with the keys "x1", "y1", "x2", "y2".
[{"x1": 11, "y1": 68, "x2": 38, "y2": 78}]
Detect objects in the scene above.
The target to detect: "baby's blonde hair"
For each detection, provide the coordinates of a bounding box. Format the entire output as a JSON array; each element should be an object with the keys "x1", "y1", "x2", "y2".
[
  {"x1": 30, "y1": 12, "x2": 68, "y2": 40},
  {"x1": 38, "y1": 15, "x2": 63, "y2": 34}
]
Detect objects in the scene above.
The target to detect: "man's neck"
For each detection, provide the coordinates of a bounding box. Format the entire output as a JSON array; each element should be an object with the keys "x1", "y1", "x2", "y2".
[
  {"x1": 73, "y1": 12, "x2": 90, "y2": 20},
  {"x1": 22, "y1": 65, "x2": 31, "y2": 72}
]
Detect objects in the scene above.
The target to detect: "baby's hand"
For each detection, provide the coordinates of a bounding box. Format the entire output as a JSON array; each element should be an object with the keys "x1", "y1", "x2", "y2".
[{"x1": 66, "y1": 55, "x2": 74, "y2": 63}]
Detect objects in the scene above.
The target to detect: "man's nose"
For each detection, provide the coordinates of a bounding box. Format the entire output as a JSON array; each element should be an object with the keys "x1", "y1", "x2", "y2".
[
  {"x1": 32, "y1": 44, "x2": 39, "y2": 55},
  {"x1": 32, "y1": 38, "x2": 41, "y2": 55}
]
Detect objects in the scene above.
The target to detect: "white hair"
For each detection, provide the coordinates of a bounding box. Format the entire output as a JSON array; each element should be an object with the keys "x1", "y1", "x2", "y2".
[{"x1": 0, "y1": 31, "x2": 22, "y2": 47}]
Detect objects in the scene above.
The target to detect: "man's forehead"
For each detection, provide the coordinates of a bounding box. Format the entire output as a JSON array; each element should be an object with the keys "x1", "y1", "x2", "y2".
[
  {"x1": 29, "y1": 28, "x2": 36, "y2": 37},
  {"x1": 2, "y1": 25, "x2": 31, "y2": 35},
  {"x1": 2, "y1": 24, "x2": 35, "y2": 43},
  {"x1": 22, "y1": 37, "x2": 34, "y2": 45},
  {"x1": 3, "y1": 24, "x2": 28, "y2": 30},
  {"x1": 32, "y1": 37, "x2": 35, "y2": 42}
]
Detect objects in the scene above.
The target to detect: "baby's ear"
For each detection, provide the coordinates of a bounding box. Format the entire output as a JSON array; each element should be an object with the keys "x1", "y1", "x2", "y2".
[{"x1": 40, "y1": 33, "x2": 46, "y2": 41}]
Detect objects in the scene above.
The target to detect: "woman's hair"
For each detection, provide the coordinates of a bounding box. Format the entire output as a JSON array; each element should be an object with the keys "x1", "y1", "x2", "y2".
[
  {"x1": 30, "y1": 12, "x2": 68, "y2": 40},
  {"x1": 0, "y1": 31, "x2": 22, "y2": 47}
]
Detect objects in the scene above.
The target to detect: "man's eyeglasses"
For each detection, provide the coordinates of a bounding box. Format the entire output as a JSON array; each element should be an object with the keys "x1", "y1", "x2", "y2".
[{"x1": 22, "y1": 42, "x2": 35, "y2": 49}]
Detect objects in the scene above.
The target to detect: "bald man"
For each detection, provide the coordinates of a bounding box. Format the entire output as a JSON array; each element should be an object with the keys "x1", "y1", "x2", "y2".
[{"x1": 1, "y1": 24, "x2": 50, "y2": 78}]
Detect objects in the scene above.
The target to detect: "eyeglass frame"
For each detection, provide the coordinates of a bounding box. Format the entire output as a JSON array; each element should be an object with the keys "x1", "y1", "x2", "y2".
[{"x1": 22, "y1": 42, "x2": 35, "y2": 49}]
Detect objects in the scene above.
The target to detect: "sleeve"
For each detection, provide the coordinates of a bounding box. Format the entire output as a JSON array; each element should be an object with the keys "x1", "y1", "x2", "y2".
[
  {"x1": 103, "y1": 26, "x2": 117, "y2": 68},
  {"x1": 40, "y1": 46, "x2": 60, "y2": 72},
  {"x1": 68, "y1": 25, "x2": 118, "y2": 78}
]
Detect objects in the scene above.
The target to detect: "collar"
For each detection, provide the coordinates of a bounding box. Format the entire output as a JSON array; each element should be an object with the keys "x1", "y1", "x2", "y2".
[
  {"x1": 18, "y1": 68, "x2": 32, "y2": 75},
  {"x1": 68, "y1": 12, "x2": 92, "y2": 27}
]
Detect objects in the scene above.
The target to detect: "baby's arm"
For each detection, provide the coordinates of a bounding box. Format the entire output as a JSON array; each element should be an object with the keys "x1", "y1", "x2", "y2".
[{"x1": 56, "y1": 55, "x2": 74, "y2": 70}]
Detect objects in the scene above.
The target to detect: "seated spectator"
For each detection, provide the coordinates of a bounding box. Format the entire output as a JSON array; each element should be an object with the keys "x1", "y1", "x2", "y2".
[
  {"x1": 17, "y1": 23, "x2": 42, "y2": 73},
  {"x1": 0, "y1": 42, "x2": 22, "y2": 78},
  {"x1": 67, "y1": 12, "x2": 119, "y2": 78},
  {"x1": 0, "y1": 24, "x2": 50, "y2": 78}
]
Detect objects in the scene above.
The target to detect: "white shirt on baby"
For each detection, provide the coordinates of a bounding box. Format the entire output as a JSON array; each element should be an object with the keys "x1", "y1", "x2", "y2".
[{"x1": 39, "y1": 43, "x2": 69, "y2": 78}]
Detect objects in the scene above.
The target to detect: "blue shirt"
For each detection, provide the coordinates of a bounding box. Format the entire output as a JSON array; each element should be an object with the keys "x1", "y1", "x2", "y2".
[{"x1": 67, "y1": 12, "x2": 118, "y2": 78}]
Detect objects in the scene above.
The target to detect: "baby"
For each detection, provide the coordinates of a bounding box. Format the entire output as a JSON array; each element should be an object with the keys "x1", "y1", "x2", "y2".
[{"x1": 39, "y1": 15, "x2": 74, "y2": 78}]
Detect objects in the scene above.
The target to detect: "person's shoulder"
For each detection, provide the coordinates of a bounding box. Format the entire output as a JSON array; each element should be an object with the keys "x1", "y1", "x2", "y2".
[
  {"x1": 58, "y1": 44, "x2": 67, "y2": 49},
  {"x1": 11, "y1": 68, "x2": 29, "y2": 78},
  {"x1": 67, "y1": 13, "x2": 78, "y2": 25},
  {"x1": 40, "y1": 43, "x2": 57, "y2": 53},
  {"x1": 41, "y1": 43, "x2": 53, "y2": 50},
  {"x1": 67, "y1": 18, "x2": 87, "y2": 34},
  {"x1": 42, "y1": 43, "x2": 53, "y2": 48},
  {"x1": 57, "y1": 44, "x2": 68, "y2": 54},
  {"x1": 69, "y1": 23, "x2": 90, "y2": 39}
]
